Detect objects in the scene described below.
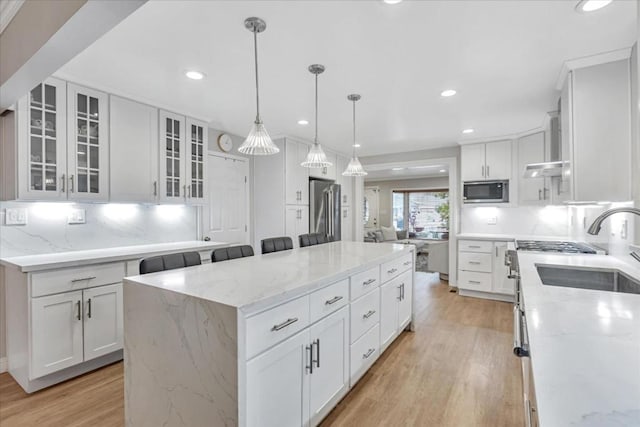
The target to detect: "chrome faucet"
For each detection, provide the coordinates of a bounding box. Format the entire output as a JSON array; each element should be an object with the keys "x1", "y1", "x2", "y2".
[{"x1": 587, "y1": 207, "x2": 640, "y2": 235}]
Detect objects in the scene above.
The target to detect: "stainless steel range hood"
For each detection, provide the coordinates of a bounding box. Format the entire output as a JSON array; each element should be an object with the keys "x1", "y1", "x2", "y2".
[{"x1": 523, "y1": 161, "x2": 566, "y2": 178}]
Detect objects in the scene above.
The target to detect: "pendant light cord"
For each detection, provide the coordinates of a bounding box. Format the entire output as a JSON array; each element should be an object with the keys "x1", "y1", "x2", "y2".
[
  {"x1": 253, "y1": 29, "x2": 261, "y2": 123},
  {"x1": 352, "y1": 99, "x2": 357, "y2": 157},
  {"x1": 314, "y1": 72, "x2": 319, "y2": 144}
]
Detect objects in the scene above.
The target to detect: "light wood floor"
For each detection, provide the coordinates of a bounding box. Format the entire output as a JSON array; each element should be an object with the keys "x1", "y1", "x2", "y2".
[{"x1": 0, "y1": 273, "x2": 523, "y2": 427}]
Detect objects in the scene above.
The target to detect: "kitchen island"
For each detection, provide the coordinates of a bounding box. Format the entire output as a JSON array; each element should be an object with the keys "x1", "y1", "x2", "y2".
[{"x1": 123, "y1": 241, "x2": 416, "y2": 427}]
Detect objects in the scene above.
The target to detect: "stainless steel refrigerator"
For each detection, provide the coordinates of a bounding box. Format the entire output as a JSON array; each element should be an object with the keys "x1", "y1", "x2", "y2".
[{"x1": 310, "y1": 180, "x2": 341, "y2": 241}]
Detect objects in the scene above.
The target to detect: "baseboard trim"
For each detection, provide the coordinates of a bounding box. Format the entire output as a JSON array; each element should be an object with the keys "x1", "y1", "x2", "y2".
[
  {"x1": 0, "y1": 357, "x2": 7, "y2": 373},
  {"x1": 458, "y1": 289, "x2": 514, "y2": 303}
]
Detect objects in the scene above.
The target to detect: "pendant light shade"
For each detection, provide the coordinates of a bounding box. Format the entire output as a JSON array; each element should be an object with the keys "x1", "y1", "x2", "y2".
[
  {"x1": 301, "y1": 64, "x2": 332, "y2": 168},
  {"x1": 238, "y1": 17, "x2": 279, "y2": 156},
  {"x1": 342, "y1": 94, "x2": 367, "y2": 176}
]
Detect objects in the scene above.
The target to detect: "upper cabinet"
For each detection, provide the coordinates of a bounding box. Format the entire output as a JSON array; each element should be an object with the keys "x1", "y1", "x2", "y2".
[
  {"x1": 109, "y1": 96, "x2": 158, "y2": 203},
  {"x1": 559, "y1": 59, "x2": 632, "y2": 202},
  {"x1": 159, "y1": 111, "x2": 186, "y2": 203},
  {"x1": 461, "y1": 140, "x2": 511, "y2": 182},
  {"x1": 185, "y1": 118, "x2": 208, "y2": 204},
  {"x1": 285, "y1": 139, "x2": 309, "y2": 205},
  {"x1": 517, "y1": 132, "x2": 548, "y2": 204},
  {"x1": 66, "y1": 83, "x2": 109, "y2": 201}
]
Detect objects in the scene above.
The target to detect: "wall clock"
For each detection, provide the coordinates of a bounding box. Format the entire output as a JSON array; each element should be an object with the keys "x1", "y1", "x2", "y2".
[{"x1": 217, "y1": 133, "x2": 233, "y2": 152}]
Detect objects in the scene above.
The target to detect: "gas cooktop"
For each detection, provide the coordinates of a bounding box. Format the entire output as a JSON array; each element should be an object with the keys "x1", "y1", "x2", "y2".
[{"x1": 516, "y1": 240, "x2": 602, "y2": 254}]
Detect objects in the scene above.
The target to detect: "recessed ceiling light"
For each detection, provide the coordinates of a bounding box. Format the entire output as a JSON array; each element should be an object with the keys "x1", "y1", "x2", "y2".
[
  {"x1": 297, "y1": 119, "x2": 309, "y2": 125},
  {"x1": 440, "y1": 89, "x2": 457, "y2": 97},
  {"x1": 462, "y1": 128, "x2": 475, "y2": 134},
  {"x1": 439, "y1": 169, "x2": 446, "y2": 173},
  {"x1": 392, "y1": 167, "x2": 405, "y2": 171},
  {"x1": 353, "y1": 143, "x2": 361, "y2": 148},
  {"x1": 185, "y1": 70, "x2": 205, "y2": 80},
  {"x1": 576, "y1": 0, "x2": 612, "y2": 12},
  {"x1": 383, "y1": 0, "x2": 403, "y2": 4}
]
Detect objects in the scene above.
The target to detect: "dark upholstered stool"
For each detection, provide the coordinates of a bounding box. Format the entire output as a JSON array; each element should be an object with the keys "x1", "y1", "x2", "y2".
[
  {"x1": 139, "y1": 251, "x2": 202, "y2": 274},
  {"x1": 299, "y1": 233, "x2": 330, "y2": 248},
  {"x1": 261, "y1": 236, "x2": 293, "y2": 254},
  {"x1": 211, "y1": 245, "x2": 254, "y2": 262}
]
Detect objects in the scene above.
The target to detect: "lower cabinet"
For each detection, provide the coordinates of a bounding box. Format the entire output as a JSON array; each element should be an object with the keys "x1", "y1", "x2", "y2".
[
  {"x1": 31, "y1": 283, "x2": 123, "y2": 379},
  {"x1": 457, "y1": 239, "x2": 515, "y2": 301},
  {"x1": 246, "y1": 306, "x2": 349, "y2": 427},
  {"x1": 286, "y1": 205, "x2": 310, "y2": 248},
  {"x1": 380, "y1": 270, "x2": 412, "y2": 351}
]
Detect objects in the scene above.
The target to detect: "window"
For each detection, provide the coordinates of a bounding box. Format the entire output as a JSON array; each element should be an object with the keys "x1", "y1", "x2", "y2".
[{"x1": 392, "y1": 189, "x2": 449, "y2": 239}]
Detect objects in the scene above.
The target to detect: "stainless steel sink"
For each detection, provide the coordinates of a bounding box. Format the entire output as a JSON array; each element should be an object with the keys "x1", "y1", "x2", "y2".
[{"x1": 536, "y1": 265, "x2": 640, "y2": 295}]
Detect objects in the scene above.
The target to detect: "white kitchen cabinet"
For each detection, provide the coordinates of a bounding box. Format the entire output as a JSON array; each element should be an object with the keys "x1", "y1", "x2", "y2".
[
  {"x1": 492, "y1": 243, "x2": 514, "y2": 295},
  {"x1": 158, "y1": 110, "x2": 186, "y2": 203},
  {"x1": 285, "y1": 139, "x2": 310, "y2": 205},
  {"x1": 109, "y1": 96, "x2": 159, "y2": 203},
  {"x1": 461, "y1": 141, "x2": 511, "y2": 182},
  {"x1": 309, "y1": 150, "x2": 337, "y2": 181},
  {"x1": 66, "y1": 83, "x2": 109, "y2": 201},
  {"x1": 83, "y1": 283, "x2": 124, "y2": 361},
  {"x1": 379, "y1": 270, "x2": 412, "y2": 351},
  {"x1": 517, "y1": 132, "x2": 548, "y2": 205},
  {"x1": 341, "y1": 206, "x2": 353, "y2": 241},
  {"x1": 308, "y1": 307, "x2": 349, "y2": 425},
  {"x1": 185, "y1": 118, "x2": 207, "y2": 204},
  {"x1": 31, "y1": 290, "x2": 84, "y2": 379},
  {"x1": 560, "y1": 59, "x2": 632, "y2": 202},
  {"x1": 286, "y1": 205, "x2": 310, "y2": 248},
  {"x1": 246, "y1": 328, "x2": 310, "y2": 427},
  {"x1": 11, "y1": 78, "x2": 68, "y2": 201}
]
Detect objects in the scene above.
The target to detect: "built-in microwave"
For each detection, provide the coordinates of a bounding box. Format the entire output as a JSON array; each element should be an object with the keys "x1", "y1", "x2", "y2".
[{"x1": 463, "y1": 180, "x2": 509, "y2": 204}]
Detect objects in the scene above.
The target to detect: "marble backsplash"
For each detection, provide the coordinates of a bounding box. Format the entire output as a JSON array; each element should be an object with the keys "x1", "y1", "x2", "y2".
[
  {"x1": 0, "y1": 201, "x2": 199, "y2": 258},
  {"x1": 460, "y1": 206, "x2": 571, "y2": 237}
]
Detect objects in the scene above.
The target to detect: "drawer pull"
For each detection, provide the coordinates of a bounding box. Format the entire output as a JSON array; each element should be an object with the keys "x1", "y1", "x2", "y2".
[
  {"x1": 362, "y1": 348, "x2": 375, "y2": 359},
  {"x1": 76, "y1": 300, "x2": 81, "y2": 321},
  {"x1": 469, "y1": 280, "x2": 481, "y2": 284},
  {"x1": 71, "y1": 276, "x2": 96, "y2": 283},
  {"x1": 468, "y1": 261, "x2": 481, "y2": 265},
  {"x1": 271, "y1": 317, "x2": 298, "y2": 332},
  {"x1": 469, "y1": 245, "x2": 481, "y2": 248},
  {"x1": 362, "y1": 278, "x2": 376, "y2": 286},
  {"x1": 363, "y1": 310, "x2": 376, "y2": 319},
  {"x1": 387, "y1": 268, "x2": 398, "y2": 274},
  {"x1": 325, "y1": 296, "x2": 343, "y2": 305}
]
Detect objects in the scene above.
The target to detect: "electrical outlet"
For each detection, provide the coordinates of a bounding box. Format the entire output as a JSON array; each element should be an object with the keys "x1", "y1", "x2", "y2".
[
  {"x1": 67, "y1": 209, "x2": 86, "y2": 224},
  {"x1": 5, "y1": 208, "x2": 27, "y2": 225},
  {"x1": 487, "y1": 216, "x2": 497, "y2": 225}
]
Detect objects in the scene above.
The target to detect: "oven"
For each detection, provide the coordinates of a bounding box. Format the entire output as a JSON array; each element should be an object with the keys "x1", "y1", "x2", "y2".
[
  {"x1": 506, "y1": 248, "x2": 539, "y2": 427},
  {"x1": 463, "y1": 180, "x2": 509, "y2": 204}
]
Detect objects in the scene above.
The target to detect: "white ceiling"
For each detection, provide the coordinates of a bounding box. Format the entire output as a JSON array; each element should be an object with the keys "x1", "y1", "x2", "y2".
[{"x1": 55, "y1": 0, "x2": 636, "y2": 156}]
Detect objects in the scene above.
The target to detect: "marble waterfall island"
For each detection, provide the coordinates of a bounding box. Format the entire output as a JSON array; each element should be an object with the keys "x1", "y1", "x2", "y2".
[{"x1": 123, "y1": 241, "x2": 416, "y2": 427}]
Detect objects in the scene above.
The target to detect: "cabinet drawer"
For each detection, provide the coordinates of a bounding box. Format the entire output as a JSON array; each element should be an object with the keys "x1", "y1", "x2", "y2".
[
  {"x1": 350, "y1": 323, "x2": 380, "y2": 385},
  {"x1": 350, "y1": 266, "x2": 380, "y2": 301},
  {"x1": 309, "y1": 279, "x2": 349, "y2": 324},
  {"x1": 458, "y1": 252, "x2": 492, "y2": 273},
  {"x1": 350, "y1": 288, "x2": 380, "y2": 343},
  {"x1": 31, "y1": 262, "x2": 126, "y2": 297},
  {"x1": 246, "y1": 296, "x2": 310, "y2": 360},
  {"x1": 457, "y1": 271, "x2": 492, "y2": 292},
  {"x1": 458, "y1": 240, "x2": 493, "y2": 253},
  {"x1": 381, "y1": 253, "x2": 413, "y2": 283}
]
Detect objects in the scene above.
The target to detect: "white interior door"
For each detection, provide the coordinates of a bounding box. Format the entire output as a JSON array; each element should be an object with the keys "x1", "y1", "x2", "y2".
[
  {"x1": 364, "y1": 187, "x2": 379, "y2": 229},
  {"x1": 205, "y1": 153, "x2": 249, "y2": 244}
]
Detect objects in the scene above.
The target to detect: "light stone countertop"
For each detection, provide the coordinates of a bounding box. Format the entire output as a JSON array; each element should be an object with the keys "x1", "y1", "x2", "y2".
[
  {"x1": 456, "y1": 233, "x2": 577, "y2": 242},
  {"x1": 124, "y1": 241, "x2": 414, "y2": 314},
  {"x1": 0, "y1": 240, "x2": 230, "y2": 272},
  {"x1": 517, "y1": 251, "x2": 640, "y2": 426}
]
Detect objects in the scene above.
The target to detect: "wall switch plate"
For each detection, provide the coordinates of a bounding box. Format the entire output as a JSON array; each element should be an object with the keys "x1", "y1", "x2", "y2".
[
  {"x1": 5, "y1": 208, "x2": 27, "y2": 225},
  {"x1": 621, "y1": 219, "x2": 628, "y2": 240},
  {"x1": 67, "y1": 209, "x2": 86, "y2": 224},
  {"x1": 487, "y1": 216, "x2": 497, "y2": 225}
]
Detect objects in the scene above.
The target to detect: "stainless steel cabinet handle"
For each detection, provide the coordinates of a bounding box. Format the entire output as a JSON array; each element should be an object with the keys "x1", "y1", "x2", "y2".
[
  {"x1": 496, "y1": 247, "x2": 498, "y2": 257},
  {"x1": 469, "y1": 280, "x2": 481, "y2": 284},
  {"x1": 271, "y1": 317, "x2": 298, "y2": 331},
  {"x1": 486, "y1": 165, "x2": 490, "y2": 177},
  {"x1": 538, "y1": 189, "x2": 542, "y2": 200},
  {"x1": 543, "y1": 187, "x2": 549, "y2": 200},
  {"x1": 397, "y1": 285, "x2": 403, "y2": 301},
  {"x1": 313, "y1": 339, "x2": 320, "y2": 368},
  {"x1": 87, "y1": 298, "x2": 92, "y2": 319},
  {"x1": 363, "y1": 310, "x2": 376, "y2": 319},
  {"x1": 61, "y1": 174, "x2": 66, "y2": 192},
  {"x1": 69, "y1": 175, "x2": 75, "y2": 193},
  {"x1": 401, "y1": 283, "x2": 405, "y2": 300},
  {"x1": 76, "y1": 300, "x2": 81, "y2": 320},
  {"x1": 71, "y1": 276, "x2": 96, "y2": 283},
  {"x1": 325, "y1": 296, "x2": 343, "y2": 305},
  {"x1": 153, "y1": 181, "x2": 157, "y2": 196},
  {"x1": 306, "y1": 344, "x2": 313, "y2": 374},
  {"x1": 387, "y1": 268, "x2": 397, "y2": 274},
  {"x1": 187, "y1": 185, "x2": 191, "y2": 198},
  {"x1": 363, "y1": 278, "x2": 376, "y2": 286},
  {"x1": 481, "y1": 165, "x2": 485, "y2": 177},
  {"x1": 183, "y1": 185, "x2": 187, "y2": 199},
  {"x1": 513, "y1": 307, "x2": 529, "y2": 357},
  {"x1": 469, "y1": 245, "x2": 481, "y2": 249},
  {"x1": 363, "y1": 348, "x2": 375, "y2": 359},
  {"x1": 468, "y1": 261, "x2": 481, "y2": 265}
]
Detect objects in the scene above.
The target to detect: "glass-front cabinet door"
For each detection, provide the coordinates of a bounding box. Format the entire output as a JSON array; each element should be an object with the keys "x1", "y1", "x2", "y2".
[
  {"x1": 159, "y1": 110, "x2": 186, "y2": 203},
  {"x1": 17, "y1": 78, "x2": 67, "y2": 200},
  {"x1": 186, "y1": 118, "x2": 207, "y2": 204},
  {"x1": 67, "y1": 83, "x2": 109, "y2": 201}
]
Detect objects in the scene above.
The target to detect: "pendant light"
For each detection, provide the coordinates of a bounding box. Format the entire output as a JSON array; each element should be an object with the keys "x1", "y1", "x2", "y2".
[
  {"x1": 301, "y1": 64, "x2": 332, "y2": 168},
  {"x1": 238, "y1": 17, "x2": 279, "y2": 155},
  {"x1": 342, "y1": 94, "x2": 368, "y2": 176}
]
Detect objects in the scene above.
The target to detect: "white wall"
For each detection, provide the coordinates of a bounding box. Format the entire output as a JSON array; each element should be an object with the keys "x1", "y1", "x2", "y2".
[
  {"x1": 364, "y1": 176, "x2": 449, "y2": 228},
  {"x1": 460, "y1": 206, "x2": 570, "y2": 237}
]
